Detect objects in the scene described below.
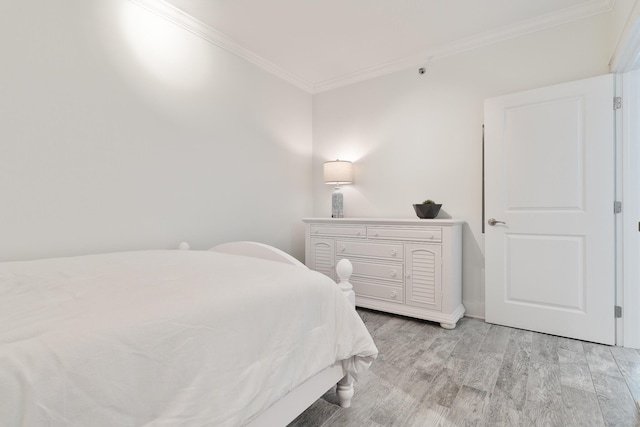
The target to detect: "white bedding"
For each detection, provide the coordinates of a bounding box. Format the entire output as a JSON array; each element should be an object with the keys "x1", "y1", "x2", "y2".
[{"x1": 0, "y1": 250, "x2": 378, "y2": 426}]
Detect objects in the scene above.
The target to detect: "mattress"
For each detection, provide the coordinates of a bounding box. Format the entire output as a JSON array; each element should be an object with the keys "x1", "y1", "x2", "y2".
[{"x1": 0, "y1": 250, "x2": 378, "y2": 426}]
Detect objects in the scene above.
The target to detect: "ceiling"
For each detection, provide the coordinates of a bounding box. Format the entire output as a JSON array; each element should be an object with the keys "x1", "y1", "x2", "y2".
[{"x1": 140, "y1": 0, "x2": 614, "y2": 92}]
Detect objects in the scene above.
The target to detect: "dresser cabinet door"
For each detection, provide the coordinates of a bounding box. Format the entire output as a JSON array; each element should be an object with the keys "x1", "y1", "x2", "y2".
[
  {"x1": 308, "y1": 238, "x2": 336, "y2": 281},
  {"x1": 405, "y1": 244, "x2": 442, "y2": 311}
]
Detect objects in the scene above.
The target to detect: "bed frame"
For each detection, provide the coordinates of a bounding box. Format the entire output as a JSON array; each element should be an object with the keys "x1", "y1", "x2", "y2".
[{"x1": 198, "y1": 241, "x2": 357, "y2": 426}]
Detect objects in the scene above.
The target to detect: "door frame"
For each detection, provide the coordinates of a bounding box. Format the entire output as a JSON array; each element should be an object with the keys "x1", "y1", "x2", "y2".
[{"x1": 611, "y1": 3, "x2": 640, "y2": 349}]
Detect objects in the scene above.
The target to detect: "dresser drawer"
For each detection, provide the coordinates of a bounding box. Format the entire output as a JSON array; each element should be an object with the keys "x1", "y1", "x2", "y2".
[
  {"x1": 310, "y1": 225, "x2": 366, "y2": 238},
  {"x1": 337, "y1": 241, "x2": 403, "y2": 260},
  {"x1": 346, "y1": 259, "x2": 403, "y2": 283},
  {"x1": 352, "y1": 279, "x2": 404, "y2": 304},
  {"x1": 367, "y1": 226, "x2": 442, "y2": 243}
]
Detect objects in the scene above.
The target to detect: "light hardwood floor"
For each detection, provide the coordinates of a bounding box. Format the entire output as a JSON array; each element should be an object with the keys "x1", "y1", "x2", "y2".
[{"x1": 290, "y1": 309, "x2": 640, "y2": 427}]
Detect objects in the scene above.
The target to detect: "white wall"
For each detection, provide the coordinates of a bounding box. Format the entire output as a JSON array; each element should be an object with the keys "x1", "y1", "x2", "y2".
[
  {"x1": 0, "y1": 1, "x2": 628, "y2": 320},
  {"x1": 312, "y1": 14, "x2": 613, "y2": 318},
  {"x1": 0, "y1": 0, "x2": 312, "y2": 261}
]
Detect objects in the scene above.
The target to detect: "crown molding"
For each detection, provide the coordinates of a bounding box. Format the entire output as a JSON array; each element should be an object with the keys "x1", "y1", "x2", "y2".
[
  {"x1": 129, "y1": 0, "x2": 614, "y2": 94},
  {"x1": 313, "y1": 0, "x2": 615, "y2": 93},
  {"x1": 610, "y1": 0, "x2": 640, "y2": 72},
  {"x1": 128, "y1": 0, "x2": 314, "y2": 93}
]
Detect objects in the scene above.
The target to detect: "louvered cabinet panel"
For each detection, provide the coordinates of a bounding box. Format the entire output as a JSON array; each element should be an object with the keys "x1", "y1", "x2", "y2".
[
  {"x1": 405, "y1": 244, "x2": 442, "y2": 311},
  {"x1": 308, "y1": 238, "x2": 335, "y2": 281}
]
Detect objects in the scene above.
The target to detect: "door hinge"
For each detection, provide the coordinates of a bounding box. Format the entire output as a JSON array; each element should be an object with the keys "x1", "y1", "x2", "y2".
[
  {"x1": 614, "y1": 201, "x2": 622, "y2": 214},
  {"x1": 615, "y1": 306, "x2": 623, "y2": 318},
  {"x1": 614, "y1": 97, "x2": 622, "y2": 110}
]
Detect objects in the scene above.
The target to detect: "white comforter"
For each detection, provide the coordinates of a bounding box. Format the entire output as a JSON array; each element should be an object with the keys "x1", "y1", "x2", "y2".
[{"x1": 0, "y1": 250, "x2": 377, "y2": 426}]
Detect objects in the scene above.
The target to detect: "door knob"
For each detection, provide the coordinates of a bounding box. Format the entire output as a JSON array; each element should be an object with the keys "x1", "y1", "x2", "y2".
[{"x1": 488, "y1": 218, "x2": 506, "y2": 226}]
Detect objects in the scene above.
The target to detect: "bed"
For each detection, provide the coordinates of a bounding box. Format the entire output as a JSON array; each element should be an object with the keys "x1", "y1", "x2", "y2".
[{"x1": 0, "y1": 241, "x2": 378, "y2": 426}]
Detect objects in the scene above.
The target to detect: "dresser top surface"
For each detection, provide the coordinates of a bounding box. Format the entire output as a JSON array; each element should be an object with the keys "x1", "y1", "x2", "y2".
[{"x1": 302, "y1": 218, "x2": 464, "y2": 226}]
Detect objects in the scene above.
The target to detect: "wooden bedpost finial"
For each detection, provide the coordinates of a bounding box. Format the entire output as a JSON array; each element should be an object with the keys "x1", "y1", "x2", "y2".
[{"x1": 336, "y1": 259, "x2": 355, "y2": 306}]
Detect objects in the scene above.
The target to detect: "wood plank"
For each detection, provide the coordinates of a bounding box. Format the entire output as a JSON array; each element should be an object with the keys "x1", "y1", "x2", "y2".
[
  {"x1": 616, "y1": 359, "x2": 640, "y2": 409},
  {"x1": 492, "y1": 333, "x2": 532, "y2": 408},
  {"x1": 530, "y1": 332, "x2": 559, "y2": 363},
  {"x1": 421, "y1": 367, "x2": 462, "y2": 409},
  {"x1": 480, "y1": 324, "x2": 512, "y2": 354},
  {"x1": 521, "y1": 362, "x2": 568, "y2": 426},
  {"x1": 447, "y1": 385, "x2": 489, "y2": 427},
  {"x1": 368, "y1": 376, "x2": 420, "y2": 427},
  {"x1": 557, "y1": 335, "x2": 594, "y2": 394},
  {"x1": 520, "y1": 400, "x2": 568, "y2": 427},
  {"x1": 483, "y1": 332, "x2": 532, "y2": 425},
  {"x1": 557, "y1": 336, "x2": 585, "y2": 354},
  {"x1": 558, "y1": 347, "x2": 588, "y2": 364},
  {"x1": 583, "y1": 342, "x2": 623, "y2": 378},
  {"x1": 405, "y1": 401, "x2": 451, "y2": 427},
  {"x1": 591, "y1": 372, "x2": 639, "y2": 427},
  {"x1": 559, "y1": 362, "x2": 595, "y2": 393},
  {"x1": 444, "y1": 324, "x2": 492, "y2": 386},
  {"x1": 483, "y1": 394, "x2": 522, "y2": 427},
  {"x1": 560, "y1": 385, "x2": 605, "y2": 427},
  {"x1": 525, "y1": 362, "x2": 562, "y2": 405},
  {"x1": 414, "y1": 336, "x2": 459, "y2": 375},
  {"x1": 610, "y1": 346, "x2": 640, "y2": 363},
  {"x1": 464, "y1": 350, "x2": 503, "y2": 393}
]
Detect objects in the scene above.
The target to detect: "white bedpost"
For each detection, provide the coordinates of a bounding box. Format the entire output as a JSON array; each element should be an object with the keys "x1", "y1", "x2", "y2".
[
  {"x1": 336, "y1": 259, "x2": 355, "y2": 307},
  {"x1": 336, "y1": 374, "x2": 355, "y2": 408},
  {"x1": 335, "y1": 259, "x2": 355, "y2": 408}
]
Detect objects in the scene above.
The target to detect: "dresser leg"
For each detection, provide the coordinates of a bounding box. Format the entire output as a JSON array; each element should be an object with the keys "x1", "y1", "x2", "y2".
[{"x1": 440, "y1": 322, "x2": 456, "y2": 329}]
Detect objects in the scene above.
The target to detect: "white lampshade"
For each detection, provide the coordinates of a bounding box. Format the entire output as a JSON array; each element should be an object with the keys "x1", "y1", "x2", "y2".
[{"x1": 323, "y1": 160, "x2": 353, "y2": 185}]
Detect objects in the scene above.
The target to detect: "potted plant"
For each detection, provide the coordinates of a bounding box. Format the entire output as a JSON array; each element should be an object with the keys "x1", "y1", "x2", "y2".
[{"x1": 413, "y1": 199, "x2": 442, "y2": 219}]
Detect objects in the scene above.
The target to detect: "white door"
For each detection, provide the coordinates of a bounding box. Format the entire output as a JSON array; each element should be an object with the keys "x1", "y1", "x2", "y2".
[{"x1": 484, "y1": 74, "x2": 615, "y2": 345}]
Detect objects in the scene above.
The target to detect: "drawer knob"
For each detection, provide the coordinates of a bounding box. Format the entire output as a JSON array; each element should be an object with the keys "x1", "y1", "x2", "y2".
[
  {"x1": 374, "y1": 232, "x2": 379, "y2": 237},
  {"x1": 406, "y1": 273, "x2": 411, "y2": 278},
  {"x1": 390, "y1": 270, "x2": 397, "y2": 277},
  {"x1": 390, "y1": 291, "x2": 397, "y2": 299},
  {"x1": 356, "y1": 232, "x2": 361, "y2": 236},
  {"x1": 339, "y1": 245, "x2": 345, "y2": 252},
  {"x1": 390, "y1": 249, "x2": 397, "y2": 256},
  {"x1": 429, "y1": 235, "x2": 434, "y2": 239}
]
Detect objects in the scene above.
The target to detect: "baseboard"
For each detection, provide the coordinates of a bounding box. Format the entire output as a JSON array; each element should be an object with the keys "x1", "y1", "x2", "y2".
[{"x1": 463, "y1": 313, "x2": 486, "y2": 321}]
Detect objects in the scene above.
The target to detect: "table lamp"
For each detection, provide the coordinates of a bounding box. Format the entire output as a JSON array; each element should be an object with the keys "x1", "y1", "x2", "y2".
[{"x1": 323, "y1": 159, "x2": 353, "y2": 218}]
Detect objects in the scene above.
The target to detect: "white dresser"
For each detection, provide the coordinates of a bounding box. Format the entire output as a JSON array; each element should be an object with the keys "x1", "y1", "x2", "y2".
[{"x1": 303, "y1": 218, "x2": 465, "y2": 329}]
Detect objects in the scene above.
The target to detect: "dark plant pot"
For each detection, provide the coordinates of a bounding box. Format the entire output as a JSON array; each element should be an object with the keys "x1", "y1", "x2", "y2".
[{"x1": 413, "y1": 203, "x2": 442, "y2": 219}]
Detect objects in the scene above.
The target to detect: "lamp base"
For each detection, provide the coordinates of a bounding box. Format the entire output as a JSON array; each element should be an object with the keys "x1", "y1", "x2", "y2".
[{"x1": 332, "y1": 189, "x2": 344, "y2": 218}]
